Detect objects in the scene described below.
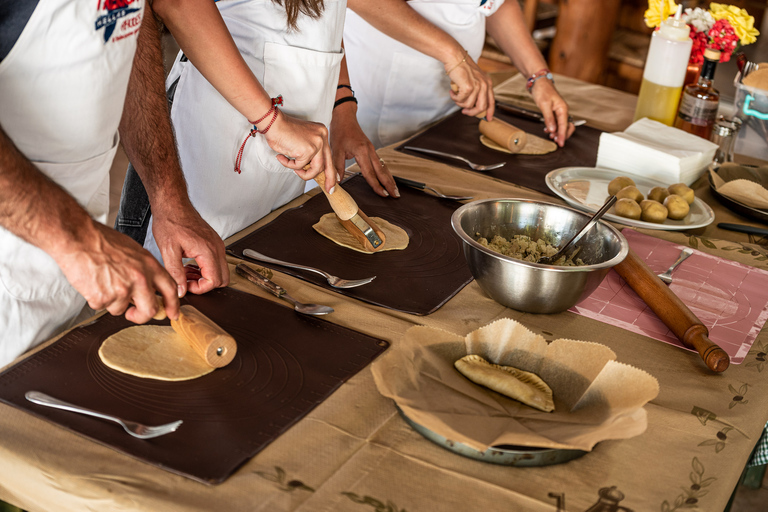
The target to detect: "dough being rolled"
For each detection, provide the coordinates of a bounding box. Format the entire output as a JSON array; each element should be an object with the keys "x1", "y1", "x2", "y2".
[
  {"x1": 313, "y1": 213, "x2": 409, "y2": 254},
  {"x1": 99, "y1": 325, "x2": 214, "y2": 381},
  {"x1": 455, "y1": 354, "x2": 554, "y2": 412}
]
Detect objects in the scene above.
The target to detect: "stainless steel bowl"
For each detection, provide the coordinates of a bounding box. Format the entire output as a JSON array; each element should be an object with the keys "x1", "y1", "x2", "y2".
[{"x1": 451, "y1": 199, "x2": 628, "y2": 314}]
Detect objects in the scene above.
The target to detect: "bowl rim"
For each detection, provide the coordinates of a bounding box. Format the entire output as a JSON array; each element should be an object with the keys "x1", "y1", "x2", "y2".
[{"x1": 450, "y1": 198, "x2": 629, "y2": 271}]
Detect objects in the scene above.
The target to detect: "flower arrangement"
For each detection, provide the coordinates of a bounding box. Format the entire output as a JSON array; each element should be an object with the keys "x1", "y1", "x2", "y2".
[{"x1": 644, "y1": 1, "x2": 760, "y2": 65}]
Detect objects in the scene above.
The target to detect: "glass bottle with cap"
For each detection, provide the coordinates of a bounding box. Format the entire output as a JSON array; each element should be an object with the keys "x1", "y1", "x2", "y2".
[
  {"x1": 674, "y1": 48, "x2": 721, "y2": 139},
  {"x1": 633, "y1": 5, "x2": 692, "y2": 126}
]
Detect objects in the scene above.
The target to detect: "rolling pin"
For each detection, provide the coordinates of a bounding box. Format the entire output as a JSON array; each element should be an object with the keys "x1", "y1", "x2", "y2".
[
  {"x1": 314, "y1": 172, "x2": 387, "y2": 252},
  {"x1": 614, "y1": 249, "x2": 729, "y2": 373},
  {"x1": 150, "y1": 297, "x2": 236, "y2": 368},
  {"x1": 478, "y1": 118, "x2": 527, "y2": 153}
]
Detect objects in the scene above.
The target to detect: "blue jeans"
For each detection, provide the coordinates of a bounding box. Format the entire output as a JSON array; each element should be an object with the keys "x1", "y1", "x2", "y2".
[{"x1": 114, "y1": 74, "x2": 182, "y2": 245}]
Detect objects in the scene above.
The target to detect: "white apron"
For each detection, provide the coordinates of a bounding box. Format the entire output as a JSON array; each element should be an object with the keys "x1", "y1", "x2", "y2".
[
  {"x1": 344, "y1": 0, "x2": 503, "y2": 148},
  {"x1": 0, "y1": 0, "x2": 143, "y2": 367},
  {"x1": 144, "y1": 0, "x2": 346, "y2": 262}
]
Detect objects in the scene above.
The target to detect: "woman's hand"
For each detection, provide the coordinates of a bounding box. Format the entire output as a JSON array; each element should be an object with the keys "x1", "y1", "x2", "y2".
[
  {"x1": 446, "y1": 55, "x2": 495, "y2": 120},
  {"x1": 330, "y1": 102, "x2": 399, "y2": 198},
  {"x1": 529, "y1": 79, "x2": 575, "y2": 147},
  {"x1": 264, "y1": 111, "x2": 338, "y2": 193}
]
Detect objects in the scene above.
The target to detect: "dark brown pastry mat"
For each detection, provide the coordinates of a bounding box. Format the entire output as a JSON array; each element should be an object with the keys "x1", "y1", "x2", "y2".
[
  {"x1": 227, "y1": 174, "x2": 473, "y2": 316},
  {"x1": 0, "y1": 287, "x2": 389, "y2": 485},
  {"x1": 396, "y1": 109, "x2": 603, "y2": 197}
]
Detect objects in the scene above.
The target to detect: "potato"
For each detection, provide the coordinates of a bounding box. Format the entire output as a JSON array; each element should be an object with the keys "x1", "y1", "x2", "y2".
[
  {"x1": 608, "y1": 176, "x2": 636, "y2": 196},
  {"x1": 667, "y1": 183, "x2": 695, "y2": 205},
  {"x1": 615, "y1": 185, "x2": 644, "y2": 203},
  {"x1": 640, "y1": 200, "x2": 668, "y2": 223},
  {"x1": 647, "y1": 186, "x2": 670, "y2": 203},
  {"x1": 664, "y1": 194, "x2": 690, "y2": 220},
  {"x1": 614, "y1": 198, "x2": 642, "y2": 220}
]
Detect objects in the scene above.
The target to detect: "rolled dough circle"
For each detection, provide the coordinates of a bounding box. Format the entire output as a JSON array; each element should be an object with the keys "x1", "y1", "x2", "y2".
[
  {"x1": 98, "y1": 325, "x2": 214, "y2": 381},
  {"x1": 313, "y1": 213, "x2": 409, "y2": 253}
]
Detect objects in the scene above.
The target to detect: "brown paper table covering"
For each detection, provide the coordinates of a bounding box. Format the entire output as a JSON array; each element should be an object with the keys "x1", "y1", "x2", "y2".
[{"x1": 3, "y1": 76, "x2": 768, "y2": 512}]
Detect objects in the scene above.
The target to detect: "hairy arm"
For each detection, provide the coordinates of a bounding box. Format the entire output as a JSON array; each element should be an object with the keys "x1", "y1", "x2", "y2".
[
  {"x1": 486, "y1": 1, "x2": 574, "y2": 146},
  {"x1": 347, "y1": 0, "x2": 494, "y2": 118},
  {"x1": 119, "y1": 3, "x2": 229, "y2": 300},
  {"x1": 151, "y1": 0, "x2": 338, "y2": 191},
  {"x1": 0, "y1": 124, "x2": 178, "y2": 323}
]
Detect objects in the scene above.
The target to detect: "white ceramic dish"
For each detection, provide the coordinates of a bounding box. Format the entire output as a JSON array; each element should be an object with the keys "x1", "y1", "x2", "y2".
[{"x1": 545, "y1": 167, "x2": 715, "y2": 231}]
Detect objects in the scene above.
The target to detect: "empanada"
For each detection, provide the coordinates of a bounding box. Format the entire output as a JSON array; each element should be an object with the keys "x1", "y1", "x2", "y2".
[{"x1": 455, "y1": 354, "x2": 554, "y2": 412}]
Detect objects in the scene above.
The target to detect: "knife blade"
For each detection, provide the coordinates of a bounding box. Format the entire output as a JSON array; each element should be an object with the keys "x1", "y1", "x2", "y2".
[
  {"x1": 718, "y1": 223, "x2": 768, "y2": 237},
  {"x1": 495, "y1": 101, "x2": 587, "y2": 127}
]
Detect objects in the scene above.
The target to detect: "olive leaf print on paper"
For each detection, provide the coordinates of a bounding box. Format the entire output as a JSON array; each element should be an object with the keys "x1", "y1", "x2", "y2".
[
  {"x1": 342, "y1": 492, "x2": 407, "y2": 512},
  {"x1": 660, "y1": 457, "x2": 716, "y2": 511}
]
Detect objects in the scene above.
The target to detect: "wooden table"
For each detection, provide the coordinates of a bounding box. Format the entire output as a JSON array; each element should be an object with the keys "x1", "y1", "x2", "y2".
[{"x1": 1, "y1": 76, "x2": 768, "y2": 512}]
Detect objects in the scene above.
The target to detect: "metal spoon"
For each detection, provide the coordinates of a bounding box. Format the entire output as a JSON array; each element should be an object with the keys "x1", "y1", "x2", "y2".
[
  {"x1": 537, "y1": 195, "x2": 618, "y2": 265},
  {"x1": 242, "y1": 249, "x2": 375, "y2": 288},
  {"x1": 236, "y1": 264, "x2": 333, "y2": 315}
]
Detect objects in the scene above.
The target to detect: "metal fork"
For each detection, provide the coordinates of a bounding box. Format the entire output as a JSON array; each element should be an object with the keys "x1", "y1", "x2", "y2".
[
  {"x1": 403, "y1": 146, "x2": 506, "y2": 171},
  {"x1": 393, "y1": 176, "x2": 473, "y2": 201},
  {"x1": 243, "y1": 249, "x2": 375, "y2": 288},
  {"x1": 657, "y1": 248, "x2": 694, "y2": 284},
  {"x1": 25, "y1": 391, "x2": 182, "y2": 440}
]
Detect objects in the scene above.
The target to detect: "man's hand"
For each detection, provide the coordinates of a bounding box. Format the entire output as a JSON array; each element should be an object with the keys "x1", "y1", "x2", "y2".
[
  {"x1": 55, "y1": 222, "x2": 180, "y2": 323},
  {"x1": 151, "y1": 200, "x2": 229, "y2": 298},
  {"x1": 330, "y1": 102, "x2": 399, "y2": 198}
]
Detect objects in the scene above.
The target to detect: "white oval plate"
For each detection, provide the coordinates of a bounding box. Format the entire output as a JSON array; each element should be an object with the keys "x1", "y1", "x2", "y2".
[{"x1": 545, "y1": 167, "x2": 715, "y2": 231}]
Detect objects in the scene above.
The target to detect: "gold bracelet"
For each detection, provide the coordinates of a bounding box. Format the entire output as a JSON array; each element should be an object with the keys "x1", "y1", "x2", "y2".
[{"x1": 445, "y1": 52, "x2": 467, "y2": 75}]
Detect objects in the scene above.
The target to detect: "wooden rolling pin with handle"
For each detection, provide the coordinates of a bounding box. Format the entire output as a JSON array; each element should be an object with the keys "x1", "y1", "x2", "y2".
[
  {"x1": 150, "y1": 297, "x2": 236, "y2": 368},
  {"x1": 614, "y1": 249, "x2": 729, "y2": 373}
]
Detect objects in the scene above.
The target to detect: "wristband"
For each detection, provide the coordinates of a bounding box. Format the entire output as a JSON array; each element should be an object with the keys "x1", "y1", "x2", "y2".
[
  {"x1": 525, "y1": 69, "x2": 554, "y2": 93},
  {"x1": 334, "y1": 96, "x2": 358, "y2": 109},
  {"x1": 337, "y1": 84, "x2": 355, "y2": 96},
  {"x1": 235, "y1": 95, "x2": 283, "y2": 174},
  {"x1": 445, "y1": 51, "x2": 467, "y2": 75}
]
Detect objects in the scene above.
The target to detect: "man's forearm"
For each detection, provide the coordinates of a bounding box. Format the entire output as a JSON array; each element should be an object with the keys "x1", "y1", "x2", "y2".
[
  {"x1": 0, "y1": 126, "x2": 98, "y2": 258},
  {"x1": 119, "y1": 3, "x2": 190, "y2": 213}
]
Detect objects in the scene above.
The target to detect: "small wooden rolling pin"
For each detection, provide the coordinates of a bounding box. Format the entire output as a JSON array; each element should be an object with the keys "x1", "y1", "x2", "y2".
[
  {"x1": 614, "y1": 249, "x2": 729, "y2": 373},
  {"x1": 151, "y1": 298, "x2": 237, "y2": 368}
]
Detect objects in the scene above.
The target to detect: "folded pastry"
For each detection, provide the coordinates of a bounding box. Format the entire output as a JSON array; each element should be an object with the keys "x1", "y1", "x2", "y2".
[{"x1": 455, "y1": 354, "x2": 554, "y2": 412}]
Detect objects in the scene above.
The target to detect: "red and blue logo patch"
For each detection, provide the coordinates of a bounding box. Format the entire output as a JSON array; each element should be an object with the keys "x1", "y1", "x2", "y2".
[{"x1": 95, "y1": 0, "x2": 142, "y2": 43}]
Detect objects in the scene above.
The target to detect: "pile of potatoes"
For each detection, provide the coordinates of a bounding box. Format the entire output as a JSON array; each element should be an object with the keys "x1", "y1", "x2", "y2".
[{"x1": 607, "y1": 176, "x2": 694, "y2": 223}]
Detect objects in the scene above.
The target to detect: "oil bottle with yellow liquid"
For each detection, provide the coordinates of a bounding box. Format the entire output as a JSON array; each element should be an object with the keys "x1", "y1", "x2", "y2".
[{"x1": 633, "y1": 5, "x2": 692, "y2": 126}]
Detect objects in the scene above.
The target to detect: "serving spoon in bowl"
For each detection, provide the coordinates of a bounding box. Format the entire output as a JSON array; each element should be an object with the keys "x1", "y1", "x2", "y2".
[{"x1": 537, "y1": 195, "x2": 618, "y2": 266}]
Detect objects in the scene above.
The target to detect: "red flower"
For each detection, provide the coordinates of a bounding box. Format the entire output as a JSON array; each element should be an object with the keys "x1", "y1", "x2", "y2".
[
  {"x1": 686, "y1": 19, "x2": 740, "y2": 64},
  {"x1": 688, "y1": 29, "x2": 708, "y2": 65}
]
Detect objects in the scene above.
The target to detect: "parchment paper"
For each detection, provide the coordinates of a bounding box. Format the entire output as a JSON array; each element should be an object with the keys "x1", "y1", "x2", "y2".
[
  {"x1": 710, "y1": 164, "x2": 768, "y2": 209},
  {"x1": 371, "y1": 318, "x2": 659, "y2": 452}
]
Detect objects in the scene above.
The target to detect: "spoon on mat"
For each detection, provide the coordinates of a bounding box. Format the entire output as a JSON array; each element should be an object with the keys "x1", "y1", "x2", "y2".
[{"x1": 537, "y1": 195, "x2": 618, "y2": 265}]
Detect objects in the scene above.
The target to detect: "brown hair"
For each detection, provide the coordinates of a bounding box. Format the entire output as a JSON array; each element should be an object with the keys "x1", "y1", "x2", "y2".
[{"x1": 274, "y1": 0, "x2": 325, "y2": 30}]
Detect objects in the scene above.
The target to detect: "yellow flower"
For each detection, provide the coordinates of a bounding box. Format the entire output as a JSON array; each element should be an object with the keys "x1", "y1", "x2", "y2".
[
  {"x1": 710, "y1": 3, "x2": 760, "y2": 45},
  {"x1": 644, "y1": 0, "x2": 679, "y2": 28}
]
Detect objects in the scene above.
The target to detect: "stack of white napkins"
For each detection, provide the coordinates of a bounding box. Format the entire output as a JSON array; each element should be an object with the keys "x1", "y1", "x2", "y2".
[{"x1": 596, "y1": 118, "x2": 718, "y2": 185}]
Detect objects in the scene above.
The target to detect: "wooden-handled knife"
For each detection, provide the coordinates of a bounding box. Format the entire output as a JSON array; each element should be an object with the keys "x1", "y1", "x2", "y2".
[
  {"x1": 614, "y1": 249, "x2": 729, "y2": 373},
  {"x1": 314, "y1": 172, "x2": 386, "y2": 252},
  {"x1": 150, "y1": 297, "x2": 236, "y2": 368}
]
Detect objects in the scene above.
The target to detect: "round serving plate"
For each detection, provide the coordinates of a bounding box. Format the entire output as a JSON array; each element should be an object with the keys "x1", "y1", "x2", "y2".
[
  {"x1": 545, "y1": 167, "x2": 715, "y2": 231},
  {"x1": 397, "y1": 406, "x2": 588, "y2": 467},
  {"x1": 708, "y1": 163, "x2": 768, "y2": 224}
]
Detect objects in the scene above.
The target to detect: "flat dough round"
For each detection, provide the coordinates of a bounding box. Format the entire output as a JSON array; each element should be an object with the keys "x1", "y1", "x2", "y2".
[
  {"x1": 313, "y1": 213, "x2": 409, "y2": 254},
  {"x1": 99, "y1": 325, "x2": 214, "y2": 381},
  {"x1": 455, "y1": 354, "x2": 554, "y2": 412},
  {"x1": 480, "y1": 134, "x2": 557, "y2": 155}
]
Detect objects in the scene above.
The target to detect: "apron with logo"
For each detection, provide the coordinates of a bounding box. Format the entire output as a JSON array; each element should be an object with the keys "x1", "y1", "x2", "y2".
[
  {"x1": 0, "y1": 0, "x2": 143, "y2": 367},
  {"x1": 344, "y1": 0, "x2": 503, "y2": 148},
  {"x1": 143, "y1": 0, "x2": 346, "y2": 261}
]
